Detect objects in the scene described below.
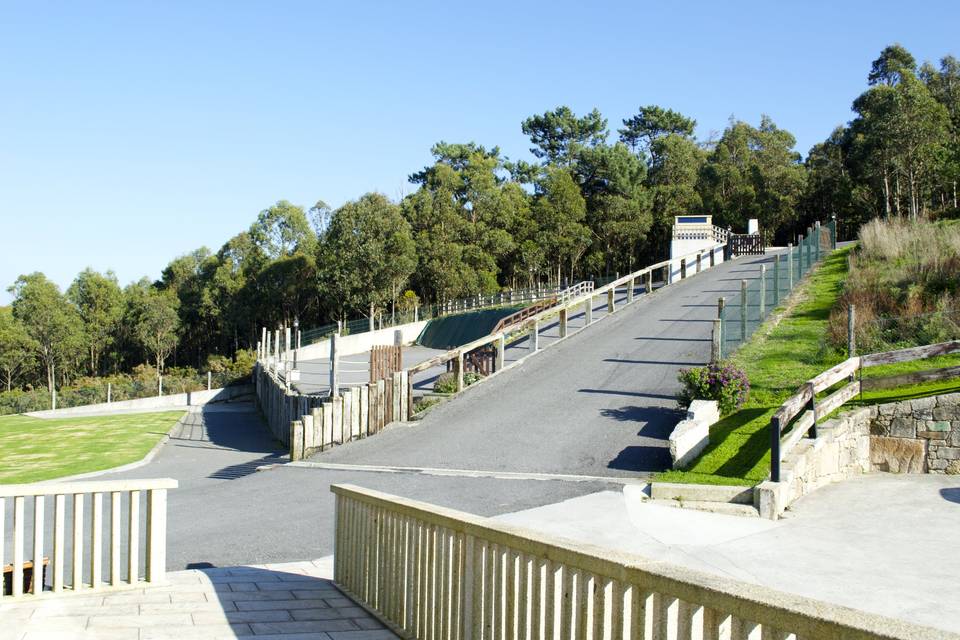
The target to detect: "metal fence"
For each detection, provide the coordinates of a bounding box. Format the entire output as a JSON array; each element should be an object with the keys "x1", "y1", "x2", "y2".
[{"x1": 718, "y1": 220, "x2": 836, "y2": 358}]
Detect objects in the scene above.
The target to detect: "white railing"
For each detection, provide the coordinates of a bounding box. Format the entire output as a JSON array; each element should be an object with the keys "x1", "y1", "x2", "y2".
[
  {"x1": 0, "y1": 478, "x2": 177, "y2": 599},
  {"x1": 672, "y1": 224, "x2": 729, "y2": 245},
  {"x1": 332, "y1": 484, "x2": 949, "y2": 640}
]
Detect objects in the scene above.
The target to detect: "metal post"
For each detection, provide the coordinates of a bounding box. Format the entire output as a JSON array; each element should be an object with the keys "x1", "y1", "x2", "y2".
[
  {"x1": 770, "y1": 416, "x2": 781, "y2": 482},
  {"x1": 848, "y1": 304, "x2": 856, "y2": 357},
  {"x1": 773, "y1": 255, "x2": 781, "y2": 305},
  {"x1": 788, "y1": 243, "x2": 794, "y2": 289},
  {"x1": 711, "y1": 319, "x2": 722, "y2": 363},
  {"x1": 717, "y1": 297, "x2": 726, "y2": 360},
  {"x1": 740, "y1": 280, "x2": 748, "y2": 342},
  {"x1": 759, "y1": 265, "x2": 766, "y2": 319},
  {"x1": 329, "y1": 333, "x2": 339, "y2": 397}
]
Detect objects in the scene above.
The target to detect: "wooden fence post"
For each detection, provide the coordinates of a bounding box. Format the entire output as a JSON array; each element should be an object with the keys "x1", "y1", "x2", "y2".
[
  {"x1": 773, "y1": 254, "x2": 781, "y2": 305},
  {"x1": 455, "y1": 353, "x2": 464, "y2": 392},
  {"x1": 607, "y1": 288, "x2": 615, "y2": 313},
  {"x1": 584, "y1": 298, "x2": 593, "y2": 325},
  {"x1": 646, "y1": 270, "x2": 653, "y2": 295},
  {"x1": 496, "y1": 334, "x2": 505, "y2": 371},
  {"x1": 712, "y1": 319, "x2": 722, "y2": 363},
  {"x1": 788, "y1": 243, "x2": 794, "y2": 289},
  {"x1": 627, "y1": 277, "x2": 635, "y2": 303},
  {"x1": 848, "y1": 304, "x2": 856, "y2": 357},
  {"x1": 680, "y1": 258, "x2": 687, "y2": 280},
  {"x1": 759, "y1": 265, "x2": 766, "y2": 319},
  {"x1": 559, "y1": 307, "x2": 568, "y2": 338}
]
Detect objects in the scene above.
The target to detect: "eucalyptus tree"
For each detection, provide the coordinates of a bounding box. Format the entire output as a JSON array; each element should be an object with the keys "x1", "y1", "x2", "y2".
[
  {"x1": 67, "y1": 268, "x2": 124, "y2": 375},
  {"x1": 134, "y1": 288, "x2": 180, "y2": 380},
  {"x1": 0, "y1": 306, "x2": 35, "y2": 392}
]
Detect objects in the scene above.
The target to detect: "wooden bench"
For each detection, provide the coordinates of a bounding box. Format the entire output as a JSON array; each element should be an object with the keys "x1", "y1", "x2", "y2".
[{"x1": 3, "y1": 558, "x2": 49, "y2": 596}]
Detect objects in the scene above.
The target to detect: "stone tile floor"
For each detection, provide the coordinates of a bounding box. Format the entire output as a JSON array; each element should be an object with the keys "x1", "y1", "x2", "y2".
[{"x1": 0, "y1": 558, "x2": 397, "y2": 640}]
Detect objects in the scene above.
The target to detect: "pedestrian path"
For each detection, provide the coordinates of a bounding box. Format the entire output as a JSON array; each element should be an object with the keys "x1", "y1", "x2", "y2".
[{"x1": 1, "y1": 558, "x2": 395, "y2": 640}]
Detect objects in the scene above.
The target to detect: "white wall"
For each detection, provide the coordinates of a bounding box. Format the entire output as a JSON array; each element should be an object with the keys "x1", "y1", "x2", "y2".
[
  {"x1": 25, "y1": 384, "x2": 254, "y2": 418},
  {"x1": 295, "y1": 320, "x2": 429, "y2": 361},
  {"x1": 668, "y1": 244, "x2": 724, "y2": 283}
]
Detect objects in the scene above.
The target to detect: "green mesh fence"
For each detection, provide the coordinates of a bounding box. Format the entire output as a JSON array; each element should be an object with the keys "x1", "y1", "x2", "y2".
[{"x1": 719, "y1": 221, "x2": 835, "y2": 358}]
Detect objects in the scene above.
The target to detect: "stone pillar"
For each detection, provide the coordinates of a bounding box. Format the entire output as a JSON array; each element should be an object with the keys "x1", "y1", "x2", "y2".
[{"x1": 559, "y1": 307, "x2": 568, "y2": 338}]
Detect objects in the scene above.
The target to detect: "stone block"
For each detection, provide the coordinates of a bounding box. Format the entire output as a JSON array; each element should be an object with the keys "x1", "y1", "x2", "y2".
[
  {"x1": 929, "y1": 459, "x2": 949, "y2": 471},
  {"x1": 917, "y1": 431, "x2": 948, "y2": 440},
  {"x1": 929, "y1": 420, "x2": 951, "y2": 431},
  {"x1": 687, "y1": 399, "x2": 720, "y2": 424},
  {"x1": 912, "y1": 396, "x2": 937, "y2": 412},
  {"x1": 889, "y1": 416, "x2": 916, "y2": 439},
  {"x1": 947, "y1": 460, "x2": 960, "y2": 475},
  {"x1": 936, "y1": 393, "x2": 960, "y2": 406},
  {"x1": 669, "y1": 419, "x2": 709, "y2": 469},
  {"x1": 937, "y1": 447, "x2": 960, "y2": 460},
  {"x1": 952, "y1": 430, "x2": 960, "y2": 447},
  {"x1": 870, "y1": 436, "x2": 926, "y2": 473}
]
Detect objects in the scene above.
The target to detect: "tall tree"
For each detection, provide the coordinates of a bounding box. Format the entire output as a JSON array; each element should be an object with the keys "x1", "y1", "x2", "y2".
[
  {"x1": 67, "y1": 268, "x2": 124, "y2": 375},
  {"x1": 521, "y1": 106, "x2": 608, "y2": 166},
  {"x1": 619, "y1": 105, "x2": 696, "y2": 155},
  {"x1": 0, "y1": 307, "x2": 35, "y2": 392},
  {"x1": 868, "y1": 44, "x2": 917, "y2": 87},
  {"x1": 134, "y1": 289, "x2": 180, "y2": 380},
  {"x1": 8, "y1": 273, "x2": 84, "y2": 409},
  {"x1": 534, "y1": 167, "x2": 590, "y2": 283},
  {"x1": 319, "y1": 193, "x2": 417, "y2": 321},
  {"x1": 249, "y1": 200, "x2": 316, "y2": 259}
]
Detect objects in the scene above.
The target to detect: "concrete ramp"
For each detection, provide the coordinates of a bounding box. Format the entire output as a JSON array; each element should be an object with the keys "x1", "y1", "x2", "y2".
[{"x1": 417, "y1": 306, "x2": 526, "y2": 350}]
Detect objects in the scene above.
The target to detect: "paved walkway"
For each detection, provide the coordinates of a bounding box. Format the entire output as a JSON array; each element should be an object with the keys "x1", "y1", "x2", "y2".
[
  {"x1": 1, "y1": 558, "x2": 395, "y2": 640},
  {"x1": 494, "y1": 473, "x2": 960, "y2": 634},
  {"x1": 308, "y1": 252, "x2": 782, "y2": 477}
]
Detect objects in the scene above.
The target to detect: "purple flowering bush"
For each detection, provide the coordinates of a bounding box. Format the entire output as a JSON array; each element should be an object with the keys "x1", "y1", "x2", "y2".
[{"x1": 677, "y1": 361, "x2": 750, "y2": 416}]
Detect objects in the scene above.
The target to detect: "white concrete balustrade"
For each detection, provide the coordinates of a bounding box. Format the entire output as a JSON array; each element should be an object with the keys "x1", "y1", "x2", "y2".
[
  {"x1": 0, "y1": 478, "x2": 177, "y2": 600},
  {"x1": 331, "y1": 483, "x2": 947, "y2": 640}
]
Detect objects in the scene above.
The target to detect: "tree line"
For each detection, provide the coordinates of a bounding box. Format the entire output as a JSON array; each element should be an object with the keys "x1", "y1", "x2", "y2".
[{"x1": 2, "y1": 43, "x2": 955, "y2": 406}]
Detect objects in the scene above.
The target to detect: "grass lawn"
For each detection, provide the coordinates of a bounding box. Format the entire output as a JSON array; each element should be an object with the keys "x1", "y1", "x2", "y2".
[
  {"x1": 0, "y1": 411, "x2": 185, "y2": 484},
  {"x1": 658, "y1": 244, "x2": 960, "y2": 487}
]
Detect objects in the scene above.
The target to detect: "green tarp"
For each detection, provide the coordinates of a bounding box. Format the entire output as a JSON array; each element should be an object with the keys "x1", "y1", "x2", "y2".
[{"x1": 417, "y1": 306, "x2": 526, "y2": 350}]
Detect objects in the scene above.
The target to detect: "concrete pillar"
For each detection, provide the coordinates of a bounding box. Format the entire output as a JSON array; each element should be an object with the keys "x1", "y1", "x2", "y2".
[
  {"x1": 530, "y1": 319, "x2": 539, "y2": 352},
  {"x1": 710, "y1": 248, "x2": 716, "y2": 267},
  {"x1": 559, "y1": 307, "x2": 568, "y2": 338},
  {"x1": 496, "y1": 334, "x2": 505, "y2": 371},
  {"x1": 329, "y1": 333, "x2": 339, "y2": 397},
  {"x1": 584, "y1": 297, "x2": 593, "y2": 325},
  {"x1": 607, "y1": 288, "x2": 615, "y2": 313}
]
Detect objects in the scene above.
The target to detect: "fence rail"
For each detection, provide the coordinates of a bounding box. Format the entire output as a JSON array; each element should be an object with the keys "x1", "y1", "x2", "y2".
[
  {"x1": 770, "y1": 339, "x2": 960, "y2": 481},
  {"x1": 332, "y1": 483, "x2": 948, "y2": 640},
  {"x1": 0, "y1": 478, "x2": 177, "y2": 600}
]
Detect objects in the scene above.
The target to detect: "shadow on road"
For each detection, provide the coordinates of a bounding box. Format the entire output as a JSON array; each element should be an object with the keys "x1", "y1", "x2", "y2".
[
  {"x1": 941, "y1": 488, "x2": 960, "y2": 504},
  {"x1": 608, "y1": 445, "x2": 671, "y2": 472},
  {"x1": 578, "y1": 388, "x2": 677, "y2": 401},
  {"x1": 603, "y1": 358, "x2": 707, "y2": 367}
]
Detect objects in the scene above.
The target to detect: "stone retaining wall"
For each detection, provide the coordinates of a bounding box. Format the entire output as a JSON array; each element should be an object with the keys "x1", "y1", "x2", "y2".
[{"x1": 869, "y1": 393, "x2": 960, "y2": 474}]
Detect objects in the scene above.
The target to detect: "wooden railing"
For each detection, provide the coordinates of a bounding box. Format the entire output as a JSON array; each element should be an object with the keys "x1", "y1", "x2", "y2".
[
  {"x1": 770, "y1": 339, "x2": 960, "y2": 481},
  {"x1": 332, "y1": 483, "x2": 948, "y2": 640},
  {"x1": 728, "y1": 233, "x2": 765, "y2": 257},
  {"x1": 0, "y1": 478, "x2": 177, "y2": 600}
]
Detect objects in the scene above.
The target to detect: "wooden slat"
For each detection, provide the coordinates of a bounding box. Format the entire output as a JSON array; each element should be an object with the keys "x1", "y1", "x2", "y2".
[
  {"x1": 12, "y1": 496, "x2": 24, "y2": 596},
  {"x1": 146, "y1": 489, "x2": 167, "y2": 583},
  {"x1": 72, "y1": 494, "x2": 84, "y2": 590},
  {"x1": 51, "y1": 495, "x2": 68, "y2": 592},
  {"x1": 91, "y1": 492, "x2": 103, "y2": 589},
  {"x1": 772, "y1": 384, "x2": 813, "y2": 424},
  {"x1": 862, "y1": 364, "x2": 960, "y2": 391},
  {"x1": 0, "y1": 498, "x2": 4, "y2": 601},
  {"x1": 0, "y1": 478, "x2": 177, "y2": 498},
  {"x1": 110, "y1": 492, "x2": 121, "y2": 586},
  {"x1": 809, "y1": 357, "x2": 860, "y2": 393},
  {"x1": 129, "y1": 490, "x2": 140, "y2": 584},
  {"x1": 861, "y1": 340, "x2": 960, "y2": 367},
  {"x1": 32, "y1": 495, "x2": 44, "y2": 595},
  {"x1": 780, "y1": 411, "x2": 815, "y2": 458},
  {"x1": 817, "y1": 381, "x2": 861, "y2": 418}
]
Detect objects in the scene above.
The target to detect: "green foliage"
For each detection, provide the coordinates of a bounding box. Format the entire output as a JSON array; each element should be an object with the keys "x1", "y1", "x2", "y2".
[
  {"x1": 432, "y1": 371, "x2": 483, "y2": 394},
  {"x1": 521, "y1": 106, "x2": 607, "y2": 166},
  {"x1": 133, "y1": 288, "x2": 180, "y2": 376},
  {"x1": 618, "y1": 105, "x2": 696, "y2": 154},
  {"x1": 677, "y1": 362, "x2": 750, "y2": 416}
]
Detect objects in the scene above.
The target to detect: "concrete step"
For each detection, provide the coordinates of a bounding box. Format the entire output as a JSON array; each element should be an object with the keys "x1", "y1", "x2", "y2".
[
  {"x1": 650, "y1": 481, "x2": 755, "y2": 504},
  {"x1": 645, "y1": 498, "x2": 761, "y2": 518}
]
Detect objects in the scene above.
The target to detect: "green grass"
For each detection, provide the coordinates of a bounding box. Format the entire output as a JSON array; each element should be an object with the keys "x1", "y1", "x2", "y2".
[
  {"x1": 658, "y1": 243, "x2": 960, "y2": 487},
  {"x1": 657, "y1": 248, "x2": 853, "y2": 486},
  {"x1": 0, "y1": 411, "x2": 185, "y2": 484}
]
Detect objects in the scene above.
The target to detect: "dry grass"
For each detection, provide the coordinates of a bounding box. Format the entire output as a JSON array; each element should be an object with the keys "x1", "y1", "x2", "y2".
[{"x1": 827, "y1": 218, "x2": 960, "y2": 350}]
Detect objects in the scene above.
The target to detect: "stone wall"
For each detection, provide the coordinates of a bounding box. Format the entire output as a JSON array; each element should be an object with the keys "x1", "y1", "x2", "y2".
[
  {"x1": 669, "y1": 400, "x2": 720, "y2": 468},
  {"x1": 869, "y1": 393, "x2": 960, "y2": 474}
]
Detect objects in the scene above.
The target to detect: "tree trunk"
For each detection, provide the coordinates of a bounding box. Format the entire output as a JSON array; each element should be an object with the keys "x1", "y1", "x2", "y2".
[{"x1": 882, "y1": 167, "x2": 892, "y2": 218}]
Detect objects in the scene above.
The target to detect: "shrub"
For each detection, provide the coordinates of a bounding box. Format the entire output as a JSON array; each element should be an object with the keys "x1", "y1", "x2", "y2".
[
  {"x1": 677, "y1": 361, "x2": 749, "y2": 416},
  {"x1": 433, "y1": 370, "x2": 484, "y2": 394}
]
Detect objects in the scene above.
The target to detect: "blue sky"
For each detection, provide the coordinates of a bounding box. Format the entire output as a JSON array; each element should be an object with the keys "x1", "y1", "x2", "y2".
[{"x1": 2, "y1": 1, "x2": 958, "y2": 303}]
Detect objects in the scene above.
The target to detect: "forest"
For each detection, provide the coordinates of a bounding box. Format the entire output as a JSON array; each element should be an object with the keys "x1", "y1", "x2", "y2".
[{"x1": 2, "y1": 44, "x2": 959, "y2": 410}]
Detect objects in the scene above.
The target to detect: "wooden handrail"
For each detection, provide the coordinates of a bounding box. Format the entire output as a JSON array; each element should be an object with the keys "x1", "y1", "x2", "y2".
[
  {"x1": 332, "y1": 483, "x2": 951, "y2": 640},
  {"x1": 771, "y1": 339, "x2": 960, "y2": 482}
]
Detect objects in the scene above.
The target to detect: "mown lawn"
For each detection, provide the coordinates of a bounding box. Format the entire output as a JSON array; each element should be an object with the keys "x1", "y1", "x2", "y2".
[
  {"x1": 0, "y1": 411, "x2": 184, "y2": 484},
  {"x1": 658, "y1": 244, "x2": 960, "y2": 486}
]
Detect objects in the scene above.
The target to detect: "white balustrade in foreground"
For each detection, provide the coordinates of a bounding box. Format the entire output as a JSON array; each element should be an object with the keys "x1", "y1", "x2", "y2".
[{"x1": 0, "y1": 478, "x2": 177, "y2": 599}]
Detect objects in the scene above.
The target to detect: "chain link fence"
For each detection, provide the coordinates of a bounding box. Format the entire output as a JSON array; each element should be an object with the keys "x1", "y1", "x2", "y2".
[{"x1": 718, "y1": 220, "x2": 836, "y2": 358}]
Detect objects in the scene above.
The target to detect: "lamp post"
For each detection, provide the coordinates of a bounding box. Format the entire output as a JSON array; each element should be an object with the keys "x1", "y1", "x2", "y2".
[{"x1": 293, "y1": 317, "x2": 299, "y2": 369}]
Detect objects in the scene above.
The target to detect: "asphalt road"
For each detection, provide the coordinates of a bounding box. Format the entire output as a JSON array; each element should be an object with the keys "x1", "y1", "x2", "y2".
[
  {"x1": 309, "y1": 252, "x2": 779, "y2": 477},
  {"x1": 59, "y1": 251, "x2": 777, "y2": 570}
]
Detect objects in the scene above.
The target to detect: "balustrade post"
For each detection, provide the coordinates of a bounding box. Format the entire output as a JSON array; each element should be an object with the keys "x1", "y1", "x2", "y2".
[{"x1": 146, "y1": 488, "x2": 168, "y2": 584}]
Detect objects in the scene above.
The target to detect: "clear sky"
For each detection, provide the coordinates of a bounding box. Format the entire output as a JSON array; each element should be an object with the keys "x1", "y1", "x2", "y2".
[{"x1": 2, "y1": 1, "x2": 958, "y2": 303}]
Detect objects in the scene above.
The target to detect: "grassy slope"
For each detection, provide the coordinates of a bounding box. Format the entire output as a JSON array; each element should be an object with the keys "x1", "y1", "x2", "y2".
[
  {"x1": 0, "y1": 411, "x2": 184, "y2": 484},
  {"x1": 658, "y1": 244, "x2": 960, "y2": 486}
]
